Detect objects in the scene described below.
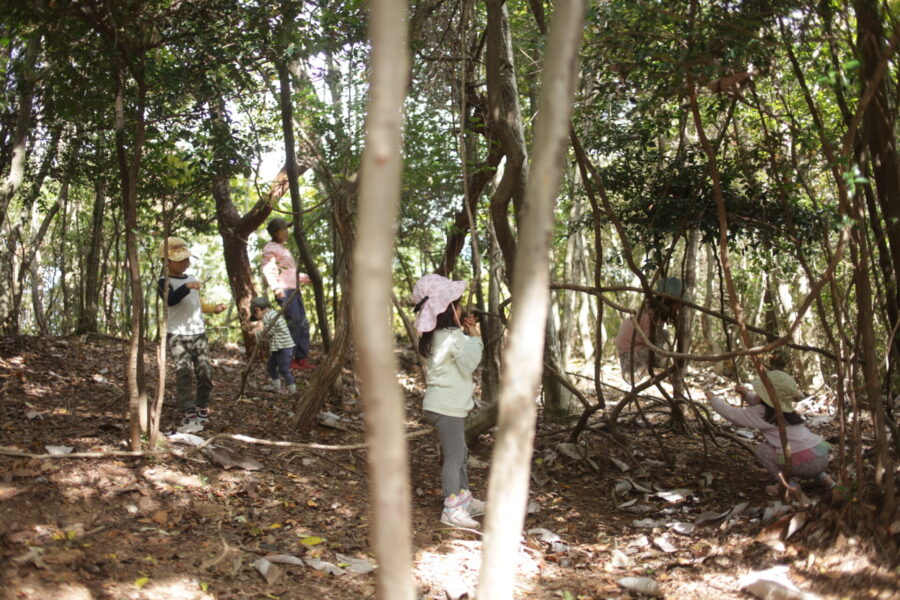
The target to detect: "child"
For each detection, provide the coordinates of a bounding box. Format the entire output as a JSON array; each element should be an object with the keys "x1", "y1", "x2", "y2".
[
  {"x1": 157, "y1": 237, "x2": 226, "y2": 427},
  {"x1": 705, "y1": 370, "x2": 834, "y2": 494},
  {"x1": 615, "y1": 276, "x2": 684, "y2": 384},
  {"x1": 412, "y1": 274, "x2": 485, "y2": 528},
  {"x1": 261, "y1": 218, "x2": 315, "y2": 370},
  {"x1": 250, "y1": 296, "x2": 297, "y2": 395}
]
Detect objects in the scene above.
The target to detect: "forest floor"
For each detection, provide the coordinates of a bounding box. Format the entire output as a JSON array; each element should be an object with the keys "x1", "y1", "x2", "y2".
[{"x1": 0, "y1": 335, "x2": 897, "y2": 600}]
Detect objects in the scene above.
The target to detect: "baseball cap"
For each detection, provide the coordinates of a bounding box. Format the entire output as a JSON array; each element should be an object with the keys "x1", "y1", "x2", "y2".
[{"x1": 158, "y1": 237, "x2": 191, "y2": 261}]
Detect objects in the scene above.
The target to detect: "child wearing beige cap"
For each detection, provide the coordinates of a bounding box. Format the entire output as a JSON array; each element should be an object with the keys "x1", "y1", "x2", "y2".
[
  {"x1": 706, "y1": 370, "x2": 834, "y2": 494},
  {"x1": 157, "y1": 237, "x2": 226, "y2": 428}
]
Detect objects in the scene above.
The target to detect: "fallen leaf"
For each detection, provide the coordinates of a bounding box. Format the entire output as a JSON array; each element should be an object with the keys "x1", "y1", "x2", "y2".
[
  {"x1": 151, "y1": 510, "x2": 168, "y2": 525},
  {"x1": 300, "y1": 536, "x2": 325, "y2": 546}
]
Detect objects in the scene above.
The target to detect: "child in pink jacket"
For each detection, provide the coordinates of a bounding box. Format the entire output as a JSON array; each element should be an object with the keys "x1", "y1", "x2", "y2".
[{"x1": 706, "y1": 370, "x2": 834, "y2": 494}]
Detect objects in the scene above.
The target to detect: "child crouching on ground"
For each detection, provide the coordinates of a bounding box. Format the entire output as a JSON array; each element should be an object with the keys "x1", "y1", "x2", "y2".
[
  {"x1": 250, "y1": 296, "x2": 297, "y2": 395},
  {"x1": 706, "y1": 370, "x2": 834, "y2": 494},
  {"x1": 413, "y1": 274, "x2": 485, "y2": 528}
]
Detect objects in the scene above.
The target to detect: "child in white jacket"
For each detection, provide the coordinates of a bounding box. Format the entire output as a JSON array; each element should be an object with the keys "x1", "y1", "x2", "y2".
[
  {"x1": 706, "y1": 370, "x2": 834, "y2": 494},
  {"x1": 413, "y1": 274, "x2": 484, "y2": 528}
]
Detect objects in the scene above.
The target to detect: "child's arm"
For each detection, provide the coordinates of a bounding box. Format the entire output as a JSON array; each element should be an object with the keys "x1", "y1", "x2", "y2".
[
  {"x1": 452, "y1": 331, "x2": 483, "y2": 374},
  {"x1": 705, "y1": 389, "x2": 759, "y2": 428},
  {"x1": 261, "y1": 246, "x2": 284, "y2": 297},
  {"x1": 158, "y1": 278, "x2": 192, "y2": 306}
]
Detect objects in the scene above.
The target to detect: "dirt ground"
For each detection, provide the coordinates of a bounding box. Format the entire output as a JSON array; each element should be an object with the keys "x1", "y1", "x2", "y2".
[{"x1": 0, "y1": 335, "x2": 897, "y2": 600}]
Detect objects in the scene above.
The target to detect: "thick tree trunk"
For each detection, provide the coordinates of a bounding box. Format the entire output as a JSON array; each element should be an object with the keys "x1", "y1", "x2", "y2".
[
  {"x1": 209, "y1": 103, "x2": 293, "y2": 351},
  {"x1": 855, "y1": 0, "x2": 900, "y2": 293},
  {"x1": 478, "y1": 2, "x2": 586, "y2": 598},
  {"x1": 351, "y1": 1, "x2": 414, "y2": 596},
  {"x1": 485, "y1": 0, "x2": 527, "y2": 279}
]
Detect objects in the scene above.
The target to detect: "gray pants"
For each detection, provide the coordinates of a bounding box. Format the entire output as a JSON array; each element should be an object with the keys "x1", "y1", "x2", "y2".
[
  {"x1": 754, "y1": 442, "x2": 829, "y2": 480},
  {"x1": 424, "y1": 410, "x2": 468, "y2": 498},
  {"x1": 169, "y1": 332, "x2": 212, "y2": 413}
]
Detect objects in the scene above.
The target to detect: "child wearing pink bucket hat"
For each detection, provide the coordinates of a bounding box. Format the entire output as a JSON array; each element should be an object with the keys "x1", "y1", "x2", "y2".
[{"x1": 412, "y1": 274, "x2": 485, "y2": 528}]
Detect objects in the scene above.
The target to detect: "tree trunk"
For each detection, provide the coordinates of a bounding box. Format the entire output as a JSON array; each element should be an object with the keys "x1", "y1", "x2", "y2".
[
  {"x1": 210, "y1": 101, "x2": 293, "y2": 351},
  {"x1": 5, "y1": 129, "x2": 70, "y2": 334},
  {"x1": 478, "y1": 3, "x2": 586, "y2": 598},
  {"x1": 485, "y1": 0, "x2": 527, "y2": 279},
  {"x1": 293, "y1": 180, "x2": 356, "y2": 430},
  {"x1": 671, "y1": 229, "x2": 699, "y2": 399},
  {"x1": 351, "y1": 1, "x2": 415, "y2": 595},
  {"x1": 115, "y1": 70, "x2": 148, "y2": 449},
  {"x1": 465, "y1": 228, "x2": 503, "y2": 445},
  {"x1": 0, "y1": 33, "x2": 40, "y2": 232},
  {"x1": 277, "y1": 60, "x2": 332, "y2": 351},
  {"x1": 855, "y1": 0, "x2": 900, "y2": 298},
  {"x1": 77, "y1": 180, "x2": 106, "y2": 334}
]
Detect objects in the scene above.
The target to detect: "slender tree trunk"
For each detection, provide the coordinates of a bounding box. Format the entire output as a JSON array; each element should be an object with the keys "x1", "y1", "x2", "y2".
[
  {"x1": 479, "y1": 3, "x2": 586, "y2": 598},
  {"x1": 77, "y1": 180, "x2": 106, "y2": 334},
  {"x1": 115, "y1": 70, "x2": 148, "y2": 448},
  {"x1": 277, "y1": 59, "x2": 332, "y2": 351},
  {"x1": 0, "y1": 33, "x2": 40, "y2": 232},
  {"x1": 6, "y1": 130, "x2": 71, "y2": 333}
]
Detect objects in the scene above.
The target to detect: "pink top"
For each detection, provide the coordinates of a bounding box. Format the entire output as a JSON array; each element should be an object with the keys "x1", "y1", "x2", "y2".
[
  {"x1": 615, "y1": 312, "x2": 653, "y2": 355},
  {"x1": 709, "y1": 396, "x2": 824, "y2": 453},
  {"x1": 261, "y1": 241, "x2": 300, "y2": 292}
]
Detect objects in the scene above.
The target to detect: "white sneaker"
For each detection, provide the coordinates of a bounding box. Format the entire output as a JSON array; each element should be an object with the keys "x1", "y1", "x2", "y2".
[
  {"x1": 466, "y1": 496, "x2": 486, "y2": 517},
  {"x1": 441, "y1": 506, "x2": 479, "y2": 529}
]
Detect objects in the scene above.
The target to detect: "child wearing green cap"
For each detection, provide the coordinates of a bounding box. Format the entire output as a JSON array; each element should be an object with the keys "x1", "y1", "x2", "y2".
[{"x1": 706, "y1": 370, "x2": 834, "y2": 494}]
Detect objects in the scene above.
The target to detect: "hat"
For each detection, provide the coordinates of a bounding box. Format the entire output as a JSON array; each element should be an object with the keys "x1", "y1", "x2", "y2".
[
  {"x1": 266, "y1": 218, "x2": 292, "y2": 238},
  {"x1": 752, "y1": 370, "x2": 799, "y2": 413},
  {"x1": 249, "y1": 296, "x2": 271, "y2": 320},
  {"x1": 655, "y1": 277, "x2": 685, "y2": 298},
  {"x1": 412, "y1": 274, "x2": 467, "y2": 333},
  {"x1": 158, "y1": 237, "x2": 191, "y2": 261}
]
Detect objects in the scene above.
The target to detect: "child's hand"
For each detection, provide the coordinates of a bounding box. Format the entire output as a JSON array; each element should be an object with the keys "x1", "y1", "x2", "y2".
[
  {"x1": 704, "y1": 389, "x2": 716, "y2": 401},
  {"x1": 214, "y1": 303, "x2": 226, "y2": 314},
  {"x1": 298, "y1": 273, "x2": 312, "y2": 285},
  {"x1": 463, "y1": 315, "x2": 480, "y2": 337},
  {"x1": 186, "y1": 281, "x2": 201, "y2": 290}
]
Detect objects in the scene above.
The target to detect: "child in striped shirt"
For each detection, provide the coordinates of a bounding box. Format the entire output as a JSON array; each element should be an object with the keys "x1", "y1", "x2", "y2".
[{"x1": 250, "y1": 296, "x2": 297, "y2": 394}]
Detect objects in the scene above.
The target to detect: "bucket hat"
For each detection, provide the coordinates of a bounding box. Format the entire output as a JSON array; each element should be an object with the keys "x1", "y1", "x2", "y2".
[
  {"x1": 412, "y1": 274, "x2": 467, "y2": 333},
  {"x1": 752, "y1": 370, "x2": 800, "y2": 413}
]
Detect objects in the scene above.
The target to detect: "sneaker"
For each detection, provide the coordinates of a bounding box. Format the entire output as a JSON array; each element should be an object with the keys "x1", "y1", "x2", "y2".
[
  {"x1": 286, "y1": 384, "x2": 297, "y2": 394},
  {"x1": 291, "y1": 357, "x2": 316, "y2": 371},
  {"x1": 466, "y1": 496, "x2": 486, "y2": 517},
  {"x1": 196, "y1": 408, "x2": 210, "y2": 423},
  {"x1": 815, "y1": 472, "x2": 836, "y2": 490},
  {"x1": 177, "y1": 411, "x2": 204, "y2": 433},
  {"x1": 441, "y1": 505, "x2": 479, "y2": 529},
  {"x1": 458, "y1": 489, "x2": 486, "y2": 517},
  {"x1": 263, "y1": 380, "x2": 282, "y2": 393}
]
